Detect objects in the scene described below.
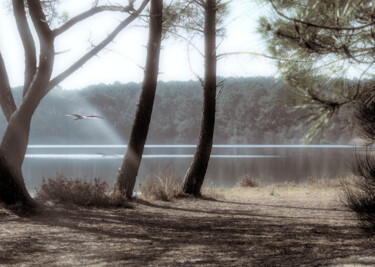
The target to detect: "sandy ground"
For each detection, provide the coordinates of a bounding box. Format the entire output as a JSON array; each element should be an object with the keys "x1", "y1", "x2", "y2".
[{"x1": 0, "y1": 186, "x2": 375, "y2": 266}]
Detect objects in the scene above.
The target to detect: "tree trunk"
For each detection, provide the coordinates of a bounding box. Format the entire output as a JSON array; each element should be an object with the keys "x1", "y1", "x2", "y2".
[
  {"x1": 0, "y1": 19, "x2": 54, "y2": 212},
  {"x1": 0, "y1": 98, "x2": 41, "y2": 212},
  {"x1": 183, "y1": 0, "x2": 217, "y2": 196},
  {"x1": 0, "y1": 153, "x2": 35, "y2": 213},
  {"x1": 0, "y1": 52, "x2": 17, "y2": 122},
  {"x1": 114, "y1": 0, "x2": 163, "y2": 198}
]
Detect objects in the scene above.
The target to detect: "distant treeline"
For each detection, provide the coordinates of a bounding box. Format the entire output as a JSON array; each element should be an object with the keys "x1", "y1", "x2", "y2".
[{"x1": 0, "y1": 77, "x2": 353, "y2": 144}]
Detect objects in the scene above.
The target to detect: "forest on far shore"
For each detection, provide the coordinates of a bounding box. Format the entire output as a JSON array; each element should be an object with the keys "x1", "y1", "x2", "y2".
[{"x1": 0, "y1": 76, "x2": 354, "y2": 145}]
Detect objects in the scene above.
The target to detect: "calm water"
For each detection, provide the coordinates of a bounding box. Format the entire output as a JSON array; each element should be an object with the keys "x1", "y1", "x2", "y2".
[{"x1": 23, "y1": 144, "x2": 357, "y2": 190}]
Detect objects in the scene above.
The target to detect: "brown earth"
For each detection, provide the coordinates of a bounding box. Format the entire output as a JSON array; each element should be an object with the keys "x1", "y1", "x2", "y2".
[{"x1": 0, "y1": 185, "x2": 374, "y2": 266}]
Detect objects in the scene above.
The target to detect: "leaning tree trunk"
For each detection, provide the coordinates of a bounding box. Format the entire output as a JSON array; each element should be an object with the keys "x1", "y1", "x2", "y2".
[
  {"x1": 0, "y1": 26, "x2": 54, "y2": 211},
  {"x1": 115, "y1": 0, "x2": 163, "y2": 198},
  {"x1": 0, "y1": 94, "x2": 44, "y2": 211},
  {"x1": 183, "y1": 0, "x2": 217, "y2": 196}
]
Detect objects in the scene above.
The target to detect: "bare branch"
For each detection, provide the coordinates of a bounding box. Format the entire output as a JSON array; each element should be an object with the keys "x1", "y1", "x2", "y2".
[
  {"x1": 12, "y1": 0, "x2": 37, "y2": 97},
  {"x1": 104, "y1": 47, "x2": 144, "y2": 70},
  {"x1": 166, "y1": 23, "x2": 204, "y2": 33},
  {"x1": 0, "y1": 53, "x2": 17, "y2": 122},
  {"x1": 191, "y1": 0, "x2": 204, "y2": 8},
  {"x1": 173, "y1": 32, "x2": 204, "y2": 57},
  {"x1": 216, "y1": 79, "x2": 225, "y2": 100},
  {"x1": 217, "y1": 51, "x2": 308, "y2": 62},
  {"x1": 53, "y1": 5, "x2": 136, "y2": 36},
  {"x1": 187, "y1": 34, "x2": 204, "y2": 86},
  {"x1": 47, "y1": 0, "x2": 150, "y2": 93},
  {"x1": 55, "y1": 48, "x2": 72, "y2": 55}
]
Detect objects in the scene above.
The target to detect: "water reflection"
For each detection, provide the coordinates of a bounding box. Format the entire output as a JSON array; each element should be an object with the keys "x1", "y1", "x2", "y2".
[
  {"x1": 25, "y1": 154, "x2": 282, "y2": 159},
  {"x1": 23, "y1": 144, "x2": 356, "y2": 190}
]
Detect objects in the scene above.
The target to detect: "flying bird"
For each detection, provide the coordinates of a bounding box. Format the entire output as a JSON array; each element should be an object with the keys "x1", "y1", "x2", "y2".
[{"x1": 66, "y1": 114, "x2": 104, "y2": 120}]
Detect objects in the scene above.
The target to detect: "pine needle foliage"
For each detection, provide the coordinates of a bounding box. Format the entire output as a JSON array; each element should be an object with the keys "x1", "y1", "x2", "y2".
[
  {"x1": 258, "y1": 0, "x2": 375, "y2": 142},
  {"x1": 162, "y1": 0, "x2": 229, "y2": 39},
  {"x1": 354, "y1": 86, "x2": 375, "y2": 143},
  {"x1": 344, "y1": 151, "x2": 375, "y2": 235}
]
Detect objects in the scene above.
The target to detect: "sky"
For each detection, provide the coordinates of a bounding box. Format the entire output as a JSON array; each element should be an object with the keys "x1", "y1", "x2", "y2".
[{"x1": 0, "y1": 0, "x2": 277, "y2": 90}]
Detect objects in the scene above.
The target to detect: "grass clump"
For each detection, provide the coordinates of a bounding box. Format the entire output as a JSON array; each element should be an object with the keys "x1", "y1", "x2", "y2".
[
  {"x1": 35, "y1": 173, "x2": 127, "y2": 207},
  {"x1": 343, "y1": 153, "x2": 375, "y2": 236},
  {"x1": 239, "y1": 175, "x2": 260, "y2": 188},
  {"x1": 139, "y1": 165, "x2": 182, "y2": 201},
  {"x1": 307, "y1": 176, "x2": 352, "y2": 188}
]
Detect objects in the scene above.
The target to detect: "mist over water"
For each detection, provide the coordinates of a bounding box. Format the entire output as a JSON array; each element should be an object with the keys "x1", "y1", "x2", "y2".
[{"x1": 23, "y1": 144, "x2": 356, "y2": 191}]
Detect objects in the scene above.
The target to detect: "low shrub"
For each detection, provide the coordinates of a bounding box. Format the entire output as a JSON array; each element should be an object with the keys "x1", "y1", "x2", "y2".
[
  {"x1": 239, "y1": 175, "x2": 260, "y2": 188},
  {"x1": 343, "y1": 153, "x2": 375, "y2": 236},
  {"x1": 35, "y1": 173, "x2": 127, "y2": 207},
  {"x1": 139, "y1": 165, "x2": 182, "y2": 201}
]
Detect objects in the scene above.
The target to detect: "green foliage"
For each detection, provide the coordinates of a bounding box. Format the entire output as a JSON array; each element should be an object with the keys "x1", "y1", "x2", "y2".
[
  {"x1": 258, "y1": 0, "x2": 375, "y2": 142},
  {"x1": 139, "y1": 164, "x2": 182, "y2": 201},
  {"x1": 162, "y1": 0, "x2": 229, "y2": 40},
  {"x1": 35, "y1": 173, "x2": 127, "y2": 207}
]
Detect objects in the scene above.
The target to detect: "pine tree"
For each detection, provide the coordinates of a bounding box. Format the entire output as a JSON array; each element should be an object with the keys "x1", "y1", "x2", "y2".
[{"x1": 259, "y1": 0, "x2": 375, "y2": 141}]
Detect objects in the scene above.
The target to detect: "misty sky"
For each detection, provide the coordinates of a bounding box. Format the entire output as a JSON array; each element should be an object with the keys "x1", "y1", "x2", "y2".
[{"x1": 0, "y1": 0, "x2": 277, "y2": 90}]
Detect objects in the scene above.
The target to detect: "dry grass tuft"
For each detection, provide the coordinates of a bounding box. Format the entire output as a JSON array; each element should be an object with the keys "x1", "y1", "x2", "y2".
[
  {"x1": 201, "y1": 183, "x2": 224, "y2": 199},
  {"x1": 139, "y1": 165, "x2": 182, "y2": 201},
  {"x1": 239, "y1": 175, "x2": 260, "y2": 188},
  {"x1": 35, "y1": 173, "x2": 127, "y2": 207},
  {"x1": 307, "y1": 176, "x2": 354, "y2": 188}
]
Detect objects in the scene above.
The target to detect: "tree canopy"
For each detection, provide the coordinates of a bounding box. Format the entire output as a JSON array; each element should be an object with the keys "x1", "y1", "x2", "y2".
[{"x1": 258, "y1": 0, "x2": 375, "y2": 141}]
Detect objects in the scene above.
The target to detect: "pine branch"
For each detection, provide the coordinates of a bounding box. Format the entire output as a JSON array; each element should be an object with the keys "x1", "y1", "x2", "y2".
[{"x1": 269, "y1": 0, "x2": 375, "y2": 31}]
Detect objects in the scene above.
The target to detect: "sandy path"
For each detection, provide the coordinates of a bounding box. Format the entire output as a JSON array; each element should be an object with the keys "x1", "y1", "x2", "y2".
[{"x1": 0, "y1": 189, "x2": 374, "y2": 266}]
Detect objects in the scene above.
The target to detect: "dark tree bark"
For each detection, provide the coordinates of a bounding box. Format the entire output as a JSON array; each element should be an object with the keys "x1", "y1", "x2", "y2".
[
  {"x1": 115, "y1": 0, "x2": 163, "y2": 198},
  {"x1": 0, "y1": 53, "x2": 16, "y2": 122},
  {"x1": 0, "y1": 0, "x2": 149, "y2": 213},
  {"x1": 12, "y1": 0, "x2": 37, "y2": 97},
  {"x1": 0, "y1": 153, "x2": 35, "y2": 214},
  {"x1": 183, "y1": 0, "x2": 217, "y2": 196},
  {"x1": 0, "y1": 0, "x2": 55, "y2": 211}
]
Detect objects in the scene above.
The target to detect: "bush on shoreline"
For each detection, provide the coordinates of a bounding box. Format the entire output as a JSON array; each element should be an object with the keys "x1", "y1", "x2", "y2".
[
  {"x1": 343, "y1": 154, "x2": 375, "y2": 236},
  {"x1": 35, "y1": 173, "x2": 127, "y2": 207},
  {"x1": 139, "y1": 165, "x2": 182, "y2": 201},
  {"x1": 239, "y1": 175, "x2": 260, "y2": 188}
]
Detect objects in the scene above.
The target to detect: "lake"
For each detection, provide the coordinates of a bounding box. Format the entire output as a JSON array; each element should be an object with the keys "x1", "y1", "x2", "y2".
[
  {"x1": 23, "y1": 145, "x2": 359, "y2": 193},
  {"x1": 23, "y1": 144, "x2": 358, "y2": 191}
]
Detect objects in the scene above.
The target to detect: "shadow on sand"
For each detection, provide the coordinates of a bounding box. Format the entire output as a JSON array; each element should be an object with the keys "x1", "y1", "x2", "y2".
[{"x1": 0, "y1": 198, "x2": 374, "y2": 266}]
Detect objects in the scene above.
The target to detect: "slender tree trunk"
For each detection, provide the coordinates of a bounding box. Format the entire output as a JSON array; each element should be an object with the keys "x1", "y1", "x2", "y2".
[
  {"x1": 0, "y1": 3, "x2": 55, "y2": 211},
  {"x1": 183, "y1": 0, "x2": 217, "y2": 196},
  {"x1": 115, "y1": 0, "x2": 163, "y2": 198},
  {"x1": 0, "y1": 97, "x2": 42, "y2": 211},
  {"x1": 0, "y1": 53, "x2": 16, "y2": 122}
]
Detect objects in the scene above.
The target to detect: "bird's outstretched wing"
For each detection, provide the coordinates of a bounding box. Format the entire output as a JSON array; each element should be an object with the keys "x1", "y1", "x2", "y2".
[
  {"x1": 66, "y1": 114, "x2": 104, "y2": 120},
  {"x1": 86, "y1": 115, "x2": 104, "y2": 119},
  {"x1": 66, "y1": 114, "x2": 83, "y2": 120}
]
